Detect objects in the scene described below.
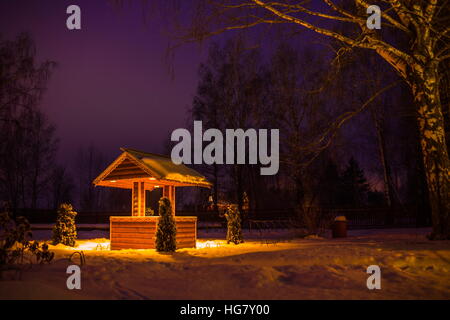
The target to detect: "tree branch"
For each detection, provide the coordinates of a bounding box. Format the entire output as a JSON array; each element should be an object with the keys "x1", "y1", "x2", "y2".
[
  {"x1": 251, "y1": 0, "x2": 413, "y2": 77},
  {"x1": 300, "y1": 79, "x2": 402, "y2": 166}
]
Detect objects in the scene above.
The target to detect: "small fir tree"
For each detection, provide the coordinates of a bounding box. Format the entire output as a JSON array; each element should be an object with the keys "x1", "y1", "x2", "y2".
[
  {"x1": 155, "y1": 197, "x2": 177, "y2": 252},
  {"x1": 224, "y1": 205, "x2": 243, "y2": 244},
  {"x1": 52, "y1": 203, "x2": 77, "y2": 247}
]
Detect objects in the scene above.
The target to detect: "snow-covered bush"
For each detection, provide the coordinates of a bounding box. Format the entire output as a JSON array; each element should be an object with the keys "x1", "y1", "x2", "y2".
[
  {"x1": 224, "y1": 205, "x2": 243, "y2": 244},
  {"x1": 0, "y1": 211, "x2": 54, "y2": 279},
  {"x1": 52, "y1": 203, "x2": 77, "y2": 247},
  {"x1": 155, "y1": 197, "x2": 177, "y2": 252}
]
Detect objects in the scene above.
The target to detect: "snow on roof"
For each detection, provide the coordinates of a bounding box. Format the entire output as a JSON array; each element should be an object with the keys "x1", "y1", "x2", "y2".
[
  {"x1": 93, "y1": 148, "x2": 211, "y2": 188},
  {"x1": 124, "y1": 148, "x2": 211, "y2": 186}
]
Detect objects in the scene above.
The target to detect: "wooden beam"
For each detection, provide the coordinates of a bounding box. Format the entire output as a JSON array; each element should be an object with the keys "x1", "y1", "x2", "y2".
[
  {"x1": 107, "y1": 167, "x2": 147, "y2": 175},
  {"x1": 115, "y1": 160, "x2": 138, "y2": 169},
  {"x1": 163, "y1": 186, "x2": 169, "y2": 198},
  {"x1": 97, "y1": 177, "x2": 211, "y2": 189},
  {"x1": 139, "y1": 181, "x2": 146, "y2": 217},
  {"x1": 132, "y1": 182, "x2": 139, "y2": 216},
  {"x1": 105, "y1": 173, "x2": 149, "y2": 180},
  {"x1": 162, "y1": 185, "x2": 175, "y2": 215},
  {"x1": 171, "y1": 186, "x2": 176, "y2": 215},
  {"x1": 97, "y1": 181, "x2": 133, "y2": 189}
]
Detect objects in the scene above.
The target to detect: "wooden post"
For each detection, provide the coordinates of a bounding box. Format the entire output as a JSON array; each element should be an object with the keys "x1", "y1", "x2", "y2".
[
  {"x1": 132, "y1": 181, "x2": 146, "y2": 216},
  {"x1": 171, "y1": 186, "x2": 176, "y2": 215},
  {"x1": 163, "y1": 185, "x2": 169, "y2": 198},
  {"x1": 139, "y1": 181, "x2": 146, "y2": 216},
  {"x1": 162, "y1": 186, "x2": 175, "y2": 215},
  {"x1": 132, "y1": 182, "x2": 139, "y2": 216}
]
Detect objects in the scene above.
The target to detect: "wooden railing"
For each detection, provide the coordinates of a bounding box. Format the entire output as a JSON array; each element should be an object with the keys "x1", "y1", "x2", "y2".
[{"x1": 15, "y1": 206, "x2": 426, "y2": 229}]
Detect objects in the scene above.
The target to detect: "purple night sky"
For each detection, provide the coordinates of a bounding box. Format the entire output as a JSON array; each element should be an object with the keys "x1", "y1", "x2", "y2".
[
  {"x1": 0, "y1": 0, "x2": 212, "y2": 165},
  {"x1": 0, "y1": 0, "x2": 381, "y2": 186}
]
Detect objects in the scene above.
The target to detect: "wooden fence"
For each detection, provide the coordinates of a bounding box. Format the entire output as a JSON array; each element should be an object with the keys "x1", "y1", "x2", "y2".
[{"x1": 15, "y1": 207, "x2": 425, "y2": 229}]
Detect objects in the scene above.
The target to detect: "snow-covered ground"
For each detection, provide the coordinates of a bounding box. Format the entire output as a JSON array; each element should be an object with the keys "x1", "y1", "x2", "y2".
[{"x1": 1, "y1": 228, "x2": 449, "y2": 299}]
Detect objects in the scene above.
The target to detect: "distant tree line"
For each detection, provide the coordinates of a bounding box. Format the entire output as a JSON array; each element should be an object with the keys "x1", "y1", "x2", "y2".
[
  {"x1": 0, "y1": 34, "x2": 130, "y2": 216},
  {"x1": 186, "y1": 38, "x2": 431, "y2": 225},
  {"x1": 0, "y1": 32, "x2": 436, "y2": 228},
  {"x1": 0, "y1": 33, "x2": 72, "y2": 214}
]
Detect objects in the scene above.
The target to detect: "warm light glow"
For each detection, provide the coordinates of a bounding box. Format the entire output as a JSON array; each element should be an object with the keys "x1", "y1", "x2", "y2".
[
  {"x1": 69, "y1": 240, "x2": 110, "y2": 251},
  {"x1": 149, "y1": 177, "x2": 156, "y2": 180},
  {"x1": 196, "y1": 240, "x2": 223, "y2": 248},
  {"x1": 154, "y1": 185, "x2": 160, "y2": 188},
  {"x1": 110, "y1": 180, "x2": 117, "y2": 183}
]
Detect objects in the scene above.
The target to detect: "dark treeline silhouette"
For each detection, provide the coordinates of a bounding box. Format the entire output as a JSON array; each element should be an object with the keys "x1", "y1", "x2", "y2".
[
  {"x1": 0, "y1": 32, "x2": 437, "y2": 229},
  {"x1": 186, "y1": 38, "x2": 432, "y2": 227},
  {"x1": 125, "y1": 0, "x2": 448, "y2": 232},
  {"x1": 0, "y1": 34, "x2": 131, "y2": 218},
  {"x1": 163, "y1": 0, "x2": 449, "y2": 238},
  {"x1": 75, "y1": 144, "x2": 130, "y2": 214},
  {"x1": 0, "y1": 33, "x2": 72, "y2": 214}
]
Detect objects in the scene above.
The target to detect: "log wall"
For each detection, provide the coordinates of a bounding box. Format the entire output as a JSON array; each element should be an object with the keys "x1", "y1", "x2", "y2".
[{"x1": 110, "y1": 216, "x2": 197, "y2": 250}]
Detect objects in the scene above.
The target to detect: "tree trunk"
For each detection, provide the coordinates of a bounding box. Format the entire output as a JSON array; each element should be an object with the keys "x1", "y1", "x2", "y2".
[
  {"x1": 234, "y1": 165, "x2": 244, "y2": 217},
  {"x1": 371, "y1": 108, "x2": 396, "y2": 224},
  {"x1": 31, "y1": 165, "x2": 39, "y2": 210},
  {"x1": 411, "y1": 63, "x2": 450, "y2": 239},
  {"x1": 415, "y1": 141, "x2": 432, "y2": 227},
  {"x1": 294, "y1": 169, "x2": 305, "y2": 205},
  {"x1": 438, "y1": 59, "x2": 450, "y2": 153},
  {"x1": 213, "y1": 162, "x2": 219, "y2": 212}
]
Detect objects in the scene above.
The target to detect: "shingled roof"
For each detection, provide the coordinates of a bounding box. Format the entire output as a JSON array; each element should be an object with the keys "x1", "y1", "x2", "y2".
[{"x1": 93, "y1": 148, "x2": 211, "y2": 189}]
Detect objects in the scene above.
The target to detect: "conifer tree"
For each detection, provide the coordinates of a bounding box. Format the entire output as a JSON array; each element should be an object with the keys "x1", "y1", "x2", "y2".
[
  {"x1": 224, "y1": 205, "x2": 243, "y2": 244},
  {"x1": 340, "y1": 157, "x2": 370, "y2": 207},
  {"x1": 52, "y1": 203, "x2": 77, "y2": 247},
  {"x1": 155, "y1": 197, "x2": 177, "y2": 252}
]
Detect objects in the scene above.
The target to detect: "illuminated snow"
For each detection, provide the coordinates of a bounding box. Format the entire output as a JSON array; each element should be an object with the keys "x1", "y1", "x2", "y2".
[{"x1": 1, "y1": 228, "x2": 449, "y2": 299}]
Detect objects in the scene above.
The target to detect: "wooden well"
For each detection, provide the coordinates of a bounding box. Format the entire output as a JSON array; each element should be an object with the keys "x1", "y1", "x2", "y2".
[{"x1": 93, "y1": 148, "x2": 211, "y2": 250}]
